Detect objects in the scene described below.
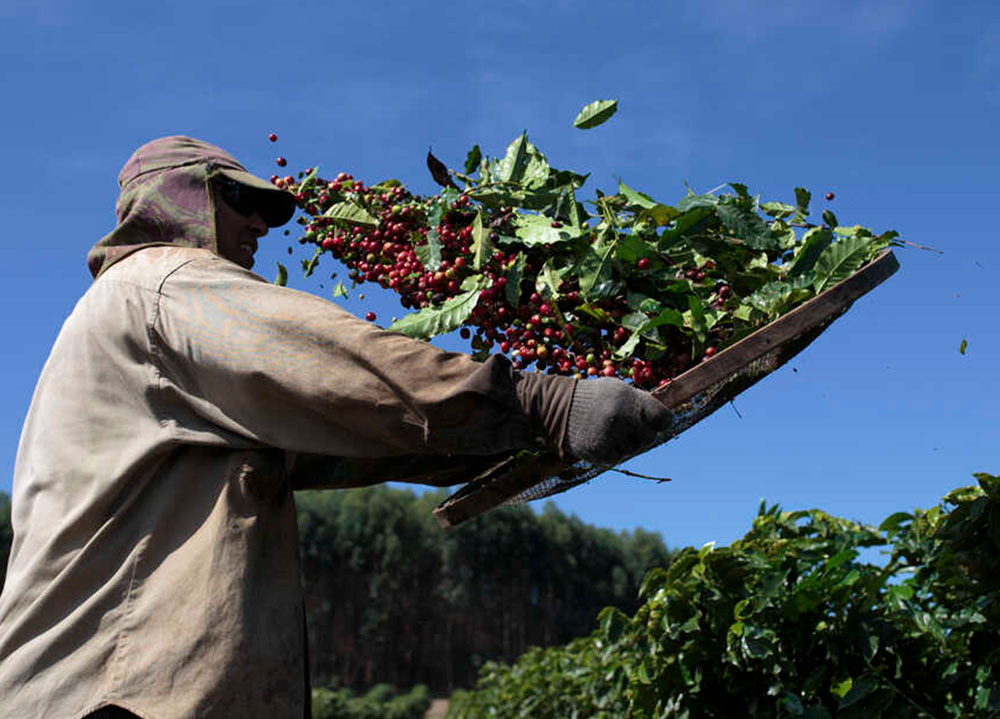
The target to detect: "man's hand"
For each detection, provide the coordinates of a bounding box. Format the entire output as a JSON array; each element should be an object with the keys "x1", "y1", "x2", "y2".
[{"x1": 565, "y1": 378, "x2": 673, "y2": 465}]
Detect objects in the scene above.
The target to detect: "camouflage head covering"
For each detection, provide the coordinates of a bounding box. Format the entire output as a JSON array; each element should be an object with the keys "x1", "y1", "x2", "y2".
[{"x1": 87, "y1": 136, "x2": 295, "y2": 279}]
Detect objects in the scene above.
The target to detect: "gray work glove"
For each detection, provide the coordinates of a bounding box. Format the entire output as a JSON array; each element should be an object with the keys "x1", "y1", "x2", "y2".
[{"x1": 565, "y1": 378, "x2": 673, "y2": 465}]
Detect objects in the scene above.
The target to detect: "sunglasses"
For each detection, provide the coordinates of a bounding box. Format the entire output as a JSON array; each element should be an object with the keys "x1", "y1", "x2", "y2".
[{"x1": 215, "y1": 177, "x2": 260, "y2": 218}]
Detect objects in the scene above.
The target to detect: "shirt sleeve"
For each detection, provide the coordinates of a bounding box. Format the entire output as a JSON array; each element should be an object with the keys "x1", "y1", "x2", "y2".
[{"x1": 150, "y1": 255, "x2": 563, "y2": 459}]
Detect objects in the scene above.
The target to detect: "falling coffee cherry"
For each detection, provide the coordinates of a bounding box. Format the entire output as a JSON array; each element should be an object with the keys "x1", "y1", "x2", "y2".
[
  {"x1": 825, "y1": 191, "x2": 835, "y2": 201},
  {"x1": 365, "y1": 311, "x2": 376, "y2": 322},
  {"x1": 268, "y1": 133, "x2": 278, "y2": 142},
  {"x1": 276, "y1": 157, "x2": 287, "y2": 167}
]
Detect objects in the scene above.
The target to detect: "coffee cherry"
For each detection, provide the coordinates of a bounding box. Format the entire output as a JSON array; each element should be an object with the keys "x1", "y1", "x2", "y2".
[
  {"x1": 825, "y1": 191, "x2": 835, "y2": 201},
  {"x1": 637, "y1": 258, "x2": 650, "y2": 270},
  {"x1": 276, "y1": 157, "x2": 287, "y2": 167},
  {"x1": 365, "y1": 311, "x2": 377, "y2": 322},
  {"x1": 268, "y1": 133, "x2": 278, "y2": 142}
]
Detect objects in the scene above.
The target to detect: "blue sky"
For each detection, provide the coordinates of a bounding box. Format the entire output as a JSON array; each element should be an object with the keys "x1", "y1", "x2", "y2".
[{"x1": 1, "y1": 0, "x2": 997, "y2": 550}]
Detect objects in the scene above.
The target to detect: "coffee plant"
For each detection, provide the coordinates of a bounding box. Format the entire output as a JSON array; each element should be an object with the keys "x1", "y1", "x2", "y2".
[
  {"x1": 271, "y1": 101, "x2": 900, "y2": 388},
  {"x1": 311, "y1": 683, "x2": 429, "y2": 719},
  {"x1": 446, "y1": 473, "x2": 1000, "y2": 718}
]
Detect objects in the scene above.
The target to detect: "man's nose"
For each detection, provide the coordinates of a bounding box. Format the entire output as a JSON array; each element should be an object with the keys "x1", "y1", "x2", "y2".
[{"x1": 249, "y1": 212, "x2": 268, "y2": 237}]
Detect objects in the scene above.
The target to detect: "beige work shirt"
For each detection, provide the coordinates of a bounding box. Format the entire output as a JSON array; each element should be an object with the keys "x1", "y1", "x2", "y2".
[{"x1": 0, "y1": 246, "x2": 557, "y2": 718}]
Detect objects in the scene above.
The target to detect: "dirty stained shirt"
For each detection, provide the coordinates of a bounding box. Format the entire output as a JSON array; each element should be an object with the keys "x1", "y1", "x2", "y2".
[{"x1": 0, "y1": 246, "x2": 566, "y2": 719}]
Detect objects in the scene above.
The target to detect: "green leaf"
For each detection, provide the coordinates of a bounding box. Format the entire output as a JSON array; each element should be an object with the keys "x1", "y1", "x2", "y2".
[
  {"x1": 566, "y1": 186, "x2": 583, "y2": 228},
  {"x1": 771, "y1": 221, "x2": 798, "y2": 251},
  {"x1": 460, "y1": 274, "x2": 489, "y2": 292},
  {"x1": 470, "y1": 209, "x2": 491, "y2": 271},
  {"x1": 822, "y1": 209, "x2": 839, "y2": 227},
  {"x1": 301, "y1": 247, "x2": 321, "y2": 278},
  {"x1": 637, "y1": 296, "x2": 664, "y2": 315},
  {"x1": 729, "y1": 182, "x2": 750, "y2": 200},
  {"x1": 639, "y1": 567, "x2": 668, "y2": 599},
  {"x1": 423, "y1": 201, "x2": 446, "y2": 270},
  {"x1": 573, "y1": 99, "x2": 618, "y2": 129},
  {"x1": 619, "y1": 180, "x2": 658, "y2": 209},
  {"x1": 332, "y1": 281, "x2": 348, "y2": 299},
  {"x1": 812, "y1": 233, "x2": 873, "y2": 293},
  {"x1": 684, "y1": 294, "x2": 708, "y2": 341},
  {"x1": 612, "y1": 329, "x2": 644, "y2": 361},
  {"x1": 636, "y1": 660, "x2": 653, "y2": 685},
  {"x1": 716, "y1": 201, "x2": 772, "y2": 250},
  {"x1": 648, "y1": 308, "x2": 685, "y2": 329},
  {"x1": 748, "y1": 274, "x2": 816, "y2": 316},
  {"x1": 274, "y1": 262, "x2": 288, "y2": 286},
  {"x1": 387, "y1": 289, "x2": 482, "y2": 340},
  {"x1": 513, "y1": 213, "x2": 581, "y2": 246},
  {"x1": 496, "y1": 133, "x2": 529, "y2": 184},
  {"x1": 620, "y1": 312, "x2": 647, "y2": 332},
  {"x1": 575, "y1": 303, "x2": 613, "y2": 324},
  {"x1": 676, "y1": 192, "x2": 719, "y2": 212},
  {"x1": 830, "y1": 677, "x2": 853, "y2": 700},
  {"x1": 761, "y1": 201, "x2": 796, "y2": 219},
  {"x1": 298, "y1": 166, "x2": 318, "y2": 193},
  {"x1": 414, "y1": 242, "x2": 433, "y2": 270},
  {"x1": 579, "y1": 237, "x2": 617, "y2": 300},
  {"x1": 834, "y1": 225, "x2": 872, "y2": 238},
  {"x1": 838, "y1": 675, "x2": 878, "y2": 709},
  {"x1": 793, "y1": 187, "x2": 812, "y2": 222},
  {"x1": 615, "y1": 234, "x2": 652, "y2": 264},
  {"x1": 496, "y1": 133, "x2": 550, "y2": 188},
  {"x1": 441, "y1": 186, "x2": 461, "y2": 207},
  {"x1": 464, "y1": 144, "x2": 482, "y2": 175},
  {"x1": 505, "y1": 253, "x2": 527, "y2": 307},
  {"x1": 646, "y1": 203, "x2": 681, "y2": 226},
  {"x1": 787, "y1": 227, "x2": 833, "y2": 278},
  {"x1": 960, "y1": 338, "x2": 968, "y2": 355},
  {"x1": 323, "y1": 201, "x2": 378, "y2": 227},
  {"x1": 878, "y1": 512, "x2": 913, "y2": 533},
  {"x1": 598, "y1": 606, "x2": 629, "y2": 643},
  {"x1": 535, "y1": 260, "x2": 566, "y2": 300}
]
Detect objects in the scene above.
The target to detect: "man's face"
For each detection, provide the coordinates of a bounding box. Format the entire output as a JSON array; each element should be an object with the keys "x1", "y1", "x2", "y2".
[{"x1": 212, "y1": 183, "x2": 268, "y2": 270}]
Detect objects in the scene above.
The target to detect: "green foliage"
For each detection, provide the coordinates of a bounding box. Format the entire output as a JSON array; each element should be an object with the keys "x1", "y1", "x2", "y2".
[
  {"x1": 448, "y1": 475, "x2": 1000, "y2": 718},
  {"x1": 312, "y1": 683, "x2": 429, "y2": 719}
]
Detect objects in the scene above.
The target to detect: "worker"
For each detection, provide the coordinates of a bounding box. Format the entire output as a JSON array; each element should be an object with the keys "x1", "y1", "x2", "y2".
[{"x1": 0, "y1": 136, "x2": 671, "y2": 719}]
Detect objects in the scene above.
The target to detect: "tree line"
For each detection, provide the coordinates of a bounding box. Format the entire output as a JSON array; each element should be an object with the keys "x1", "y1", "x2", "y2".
[{"x1": 0, "y1": 485, "x2": 673, "y2": 693}]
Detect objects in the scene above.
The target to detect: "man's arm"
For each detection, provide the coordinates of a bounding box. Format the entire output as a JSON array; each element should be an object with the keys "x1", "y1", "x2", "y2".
[
  {"x1": 153, "y1": 253, "x2": 670, "y2": 467},
  {"x1": 152, "y1": 255, "x2": 569, "y2": 459}
]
